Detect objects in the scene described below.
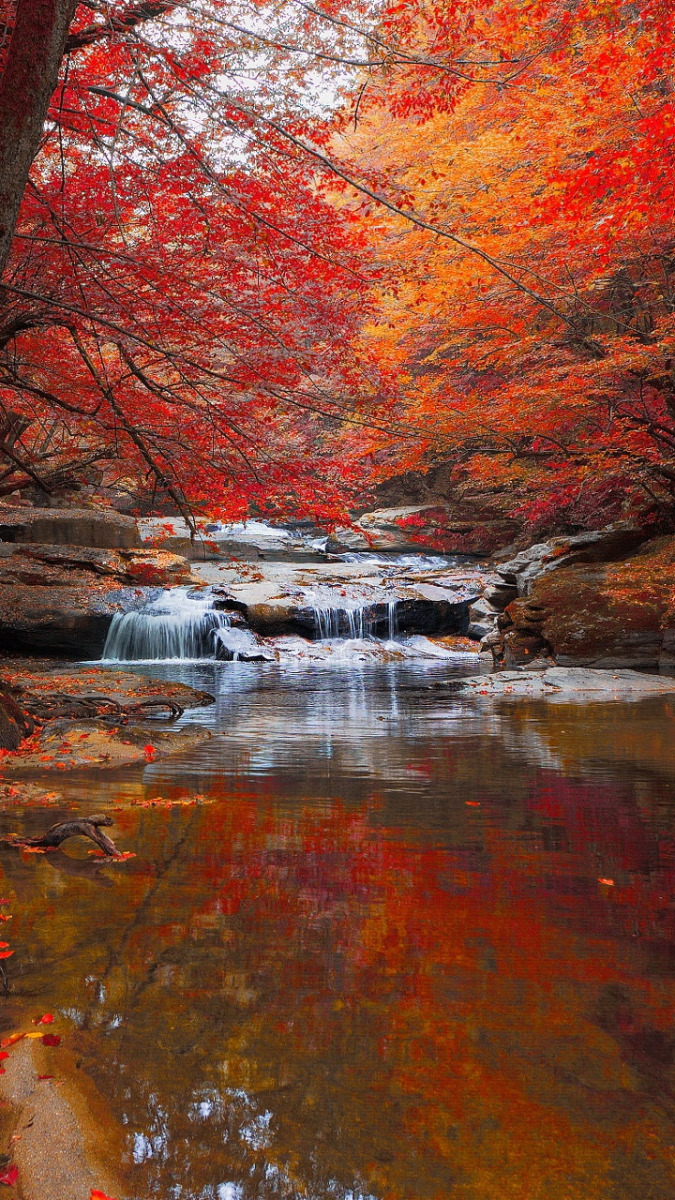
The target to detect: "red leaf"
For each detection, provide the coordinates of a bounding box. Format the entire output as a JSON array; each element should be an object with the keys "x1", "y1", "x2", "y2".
[
  {"x1": 90, "y1": 1191, "x2": 119, "y2": 1200},
  {"x1": 143, "y1": 744, "x2": 156, "y2": 762},
  {"x1": 35, "y1": 1013, "x2": 53, "y2": 1025},
  {"x1": 41, "y1": 1034, "x2": 61, "y2": 1046},
  {"x1": 0, "y1": 1164, "x2": 18, "y2": 1186}
]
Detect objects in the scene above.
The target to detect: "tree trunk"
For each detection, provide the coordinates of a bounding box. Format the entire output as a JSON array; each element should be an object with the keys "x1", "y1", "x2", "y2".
[{"x1": 0, "y1": 0, "x2": 78, "y2": 279}]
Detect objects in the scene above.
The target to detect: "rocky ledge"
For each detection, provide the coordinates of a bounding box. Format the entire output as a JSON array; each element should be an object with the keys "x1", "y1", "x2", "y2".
[
  {"x1": 1, "y1": 718, "x2": 212, "y2": 772},
  {"x1": 446, "y1": 667, "x2": 675, "y2": 701},
  {"x1": 0, "y1": 660, "x2": 215, "y2": 760},
  {"x1": 474, "y1": 526, "x2": 675, "y2": 673},
  {"x1": 0, "y1": 541, "x2": 195, "y2": 657}
]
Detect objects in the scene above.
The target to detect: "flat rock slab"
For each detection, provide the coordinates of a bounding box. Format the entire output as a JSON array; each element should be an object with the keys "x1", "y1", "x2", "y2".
[
  {"x1": 448, "y1": 667, "x2": 675, "y2": 701},
  {"x1": 2, "y1": 720, "x2": 212, "y2": 772},
  {"x1": 1, "y1": 659, "x2": 215, "y2": 708}
]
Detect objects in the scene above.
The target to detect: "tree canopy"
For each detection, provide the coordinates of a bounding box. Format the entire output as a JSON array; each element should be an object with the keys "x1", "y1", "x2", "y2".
[{"x1": 0, "y1": 0, "x2": 673, "y2": 530}]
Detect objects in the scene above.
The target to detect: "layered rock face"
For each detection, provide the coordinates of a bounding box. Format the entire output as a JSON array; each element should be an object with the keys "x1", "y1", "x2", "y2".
[
  {"x1": 480, "y1": 528, "x2": 675, "y2": 672},
  {"x1": 0, "y1": 510, "x2": 194, "y2": 657},
  {"x1": 0, "y1": 507, "x2": 141, "y2": 549}
]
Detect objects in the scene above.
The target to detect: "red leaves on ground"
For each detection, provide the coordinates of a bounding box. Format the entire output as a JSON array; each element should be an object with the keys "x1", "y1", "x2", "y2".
[{"x1": 0, "y1": 1165, "x2": 18, "y2": 1186}]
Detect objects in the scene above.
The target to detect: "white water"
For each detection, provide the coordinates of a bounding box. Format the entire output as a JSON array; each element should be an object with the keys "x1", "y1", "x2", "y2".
[
  {"x1": 311, "y1": 598, "x2": 398, "y2": 641},
  {"x1": 102, "y1": 590, "x2": 232, "y2": 662}
]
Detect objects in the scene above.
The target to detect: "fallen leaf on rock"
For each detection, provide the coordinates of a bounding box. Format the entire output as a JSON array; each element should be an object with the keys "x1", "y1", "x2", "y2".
[
  {"x1": 34, "y1": 1013, "x2": 53, "y2": 1024},
  {"x1": 37, "y1": 1075, "x2": 54, "y2": 1081},
  {"x1": 90, "y1": 1190, "x2": 119, "y2": 1200},
  {"x1": 0, "y1": 950, "x2": 14, "y2": 959},
  {"x1": 41, "y1": 1034, "x2": 61, "y2": 1046},
  {"x1": 0, "y1": 1164, "x2": 18, "y2": 1186},
  {"x1": 143, "y1": 744, "x2": 156, "y2": 762}
]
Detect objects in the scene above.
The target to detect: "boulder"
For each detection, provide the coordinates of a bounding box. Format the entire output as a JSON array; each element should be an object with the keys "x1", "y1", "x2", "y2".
[
  {"x1": 0, "y1": 507, "x2": 141, "y2": 549},
  {"x1": 329, "y1": 503, "x2": 520, "y2": 556},
  {"x1": 491, "y1": 537, "x2": 675, "y2": 671},
  {"x1": 0, "y1": 543, "x2": 194, "y2": 655},
  {"x1": 495, "y1": 524, "x2": 647, "y2": 595}
]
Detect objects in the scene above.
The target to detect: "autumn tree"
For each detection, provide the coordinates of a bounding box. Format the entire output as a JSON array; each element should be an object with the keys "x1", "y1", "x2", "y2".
[
  {"x1": 0, "y1": 0, "x2": 398, "y2": 519},
  {"x1": 330, "y1": 0, "x2": 675, "y2": 532}
]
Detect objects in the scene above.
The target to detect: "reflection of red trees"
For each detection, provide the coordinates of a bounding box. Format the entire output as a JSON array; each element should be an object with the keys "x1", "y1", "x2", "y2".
[{"x1": 10, "y1": 770, "x2": 675, "y2": 1199}]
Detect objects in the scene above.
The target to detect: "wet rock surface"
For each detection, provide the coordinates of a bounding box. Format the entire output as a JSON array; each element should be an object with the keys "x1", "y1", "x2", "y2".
[{"x1": 200, "y1": 559, "x2": 487, "y2": 640}]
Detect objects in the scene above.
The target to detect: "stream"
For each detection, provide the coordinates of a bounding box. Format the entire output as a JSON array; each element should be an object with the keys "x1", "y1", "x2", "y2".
[
  {"x1": 1, "y1": 659, "x2": 675, "y2": 1198},
  {"x1": 2, "y1": 530, "x2": 675, "y2": 1198}
]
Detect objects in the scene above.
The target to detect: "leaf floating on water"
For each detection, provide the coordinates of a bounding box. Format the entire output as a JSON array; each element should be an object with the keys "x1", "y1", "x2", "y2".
[
  {"x1": 0, "y1": 1034, "x2": 24, "y2": 1048},
  {"x1": 0, "y1": 1164, "x2": 18, "y2": 1186},
  {"x1": 599, "y1": 877, "x2": 615, "y2": 886},
  {"x1": 41, "y1": 1034, "x2": 61, "y2": 1046},
  {"x1": 143, "y1": 744, "x2": 156, "y2": 762}
]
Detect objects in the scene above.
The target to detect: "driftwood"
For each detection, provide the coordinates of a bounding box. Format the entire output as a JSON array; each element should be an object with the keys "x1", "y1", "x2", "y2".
[
  {"x1": 7, "y1": 813, "x2": 123, "y2": 857},
  {"x1": 20, "y1": 692, "x2": 184, "y2": 723}
]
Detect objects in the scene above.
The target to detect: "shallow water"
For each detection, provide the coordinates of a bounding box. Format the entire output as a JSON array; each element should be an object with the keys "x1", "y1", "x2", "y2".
[{"x1": 3, "y1": 661, "x2": 675, "y2": 1199}]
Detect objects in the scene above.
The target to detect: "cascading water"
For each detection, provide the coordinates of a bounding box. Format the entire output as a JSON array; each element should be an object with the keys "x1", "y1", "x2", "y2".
[
  {"x1": 312, "y1": 599, "x2": 399, "y2": 641},
  {"x1": 102, "y1": 589, "x2": 232, "y2": 661}
]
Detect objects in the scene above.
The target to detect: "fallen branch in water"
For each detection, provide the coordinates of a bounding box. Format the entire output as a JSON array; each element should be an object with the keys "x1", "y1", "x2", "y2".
[{"x1": 4, "y1": 814, "x2": 123, "y2": 856}]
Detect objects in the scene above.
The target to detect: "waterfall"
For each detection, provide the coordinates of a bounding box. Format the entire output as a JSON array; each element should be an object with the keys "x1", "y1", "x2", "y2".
[
  {"x1": 102, "y1": 589, "x2": 231, "y2": 661},
  {"x1": 387, "y1": 600, "x2": 398, "y2": 640},
  {"x1": 312, "y1": 599, "x2": 399, "y2": 641}
]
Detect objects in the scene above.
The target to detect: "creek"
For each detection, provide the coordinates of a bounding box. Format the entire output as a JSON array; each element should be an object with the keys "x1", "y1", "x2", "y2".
[
  {"x1": 2, "y1": 539, "x2": 675, "y2": 1199},
  {"x1": 1, "y1": 656, "x2": 675, "y2": 1198}
]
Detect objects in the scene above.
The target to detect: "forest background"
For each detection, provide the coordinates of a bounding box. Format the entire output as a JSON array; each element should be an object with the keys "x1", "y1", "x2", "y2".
[{"x1": 0, "y1": 0, "x2": 672, "y2": 538}]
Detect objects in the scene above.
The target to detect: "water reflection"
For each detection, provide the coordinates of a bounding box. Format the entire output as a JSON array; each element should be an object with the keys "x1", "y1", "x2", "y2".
[{"x1": 1, "y1": 664, "x2": 675, "y2": 1199}]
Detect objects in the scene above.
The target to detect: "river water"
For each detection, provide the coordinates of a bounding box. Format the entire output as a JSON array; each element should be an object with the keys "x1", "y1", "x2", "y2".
[{"x1": 2, "y1": 659, "x2": 675, "y2": 1199}]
